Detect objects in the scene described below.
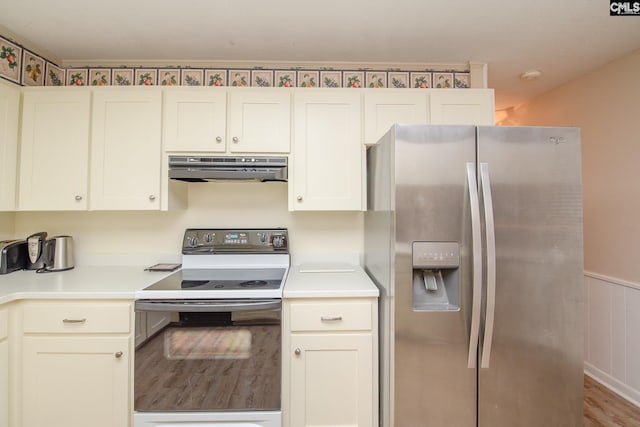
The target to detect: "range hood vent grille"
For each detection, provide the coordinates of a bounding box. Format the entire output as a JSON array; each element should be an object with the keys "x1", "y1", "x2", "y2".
[{"x1": 168, "y1": 155, "x2": 288, "y2": 182}]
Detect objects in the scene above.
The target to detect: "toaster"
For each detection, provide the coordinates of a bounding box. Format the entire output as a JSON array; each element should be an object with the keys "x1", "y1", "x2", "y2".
[{"x1": 0, "y1": 239, "x2": 28, "y2": 274}]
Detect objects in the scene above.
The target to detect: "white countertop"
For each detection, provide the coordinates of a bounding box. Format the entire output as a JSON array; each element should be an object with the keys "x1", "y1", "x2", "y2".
[
  {"x1": 0, "y1": 263, "x2": 379, "y2": 304},
  {"x1": 0, "y1": 266, "x2": 176, "y2": 304},
  {"x1": 284, "y1": 263, "x2": 379, "y2": 298}
]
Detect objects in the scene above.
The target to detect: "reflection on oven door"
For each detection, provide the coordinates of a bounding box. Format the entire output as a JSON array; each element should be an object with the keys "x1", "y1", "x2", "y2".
[
  {"x1": 164, "y1": 327, "x2": 251, "y2": 360},
  {"x1": 134, "y1": 310, "x2": 281, "y2": 412}
]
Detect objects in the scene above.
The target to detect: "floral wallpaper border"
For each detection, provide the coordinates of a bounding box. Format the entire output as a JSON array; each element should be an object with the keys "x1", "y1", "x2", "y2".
[{"x1": 1, "y1": 34, "x2": 470, "y2": 89}]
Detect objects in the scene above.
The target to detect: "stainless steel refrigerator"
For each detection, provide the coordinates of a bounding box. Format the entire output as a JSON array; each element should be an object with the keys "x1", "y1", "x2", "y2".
[{"x1": 364, "y1": 124, "x2": 584, "y2": 427}]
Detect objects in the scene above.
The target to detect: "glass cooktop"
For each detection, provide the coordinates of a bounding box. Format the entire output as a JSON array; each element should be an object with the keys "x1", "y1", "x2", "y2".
[{"x1": 143, "y1": 268, "x2": 286, "y2": 292}]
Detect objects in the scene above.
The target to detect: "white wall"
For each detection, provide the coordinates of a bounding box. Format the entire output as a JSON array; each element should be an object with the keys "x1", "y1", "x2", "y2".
[
  {"x1": 0, "y1": 212, "x2": 14, "y2": 240},
  {"x1": 501, "y1": 48, "x2": 640, "y2": 405},
  {"x1": 12, "y1": 182, "x2": 364, "y2": 265},
  {"x1": 499, "y1": 48, "x2": 640, "y2": 283}
]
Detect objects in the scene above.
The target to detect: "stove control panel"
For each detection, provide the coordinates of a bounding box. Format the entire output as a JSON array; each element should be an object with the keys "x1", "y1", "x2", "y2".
[{"x1": 182, "y1": 228, "x2": 288, "y2": 254}]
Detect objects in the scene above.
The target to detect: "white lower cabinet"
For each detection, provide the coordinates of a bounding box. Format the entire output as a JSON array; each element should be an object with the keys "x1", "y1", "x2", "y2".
[
  {"x1": 20, "y1": 301, "x2": 132, "y2": 427},
  {"x1": 283, "y1": 298, "x2": 378, "y2": 427},
  {"x1": 0, "y1": 307, "x2": 8, "y2": 427},
  {"x1": 22, "y1": 336, "x2": 130, "y2": 427}
]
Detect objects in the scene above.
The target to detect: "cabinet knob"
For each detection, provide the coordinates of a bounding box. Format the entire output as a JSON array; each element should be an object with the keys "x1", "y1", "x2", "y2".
[
  {"x1": 296, "y1": 196, "x2": 303, "y2": 202},
  {"x1": 232, "y1": 137, "x2": 239, "y2": 143},
  {"x1": 294, "y1": 348, "x2": 301, "y2": 355},
  {"x1": 148, "y1": 195, "x2": 156, "y2": 201},
  {"x1": 115, "y1": 351, "x2": 123, "y2": 358},
  {"x1": 216, "y1": 136, "x2": 222, "y2": 142},
  {"x1": 75, "y1": 195, "x2": 82, "y2": 201}
]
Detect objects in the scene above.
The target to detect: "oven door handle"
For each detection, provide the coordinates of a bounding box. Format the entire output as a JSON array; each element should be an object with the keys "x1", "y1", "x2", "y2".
[{"x1": 135, "y1": 299, "x2": 282, "y2": 313}]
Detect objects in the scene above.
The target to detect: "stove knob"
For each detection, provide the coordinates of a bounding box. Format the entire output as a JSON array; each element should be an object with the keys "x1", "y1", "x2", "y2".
[
  {"x1": 203, "y1": 233, "x2": 214, "y2": 243},
  {"x1": 258, "y1": 233, "x2": 268, "y2": 243},
  {"x1": 187, "y1": 236, "x2": 198, "y2": 247},
  {"x1": 272, "y1": 235, "x2": 286, "y2": 249}
]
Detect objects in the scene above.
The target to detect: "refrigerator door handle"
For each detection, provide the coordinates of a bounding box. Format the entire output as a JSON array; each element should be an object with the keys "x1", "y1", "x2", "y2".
[
  {"x1": 480, "y1": 163, "x2": 497, "y2": 368},
  {"x1": 466, "y1": 162, "x2": 482, "y2": 369}
]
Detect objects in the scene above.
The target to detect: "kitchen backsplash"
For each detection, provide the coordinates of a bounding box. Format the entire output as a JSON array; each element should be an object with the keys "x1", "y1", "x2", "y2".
[
  {"x1": 1, "y1": 34, "x2": 471, "y2": 89},
  {"x1": 12, "y1": 183, "x2": 364, "y2": 265}
]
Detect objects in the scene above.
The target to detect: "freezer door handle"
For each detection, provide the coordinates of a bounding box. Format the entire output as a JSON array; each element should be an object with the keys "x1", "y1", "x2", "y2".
[
  {"x1": 466, "y1": 162, "x2": 482, "y2": 369},
  {"x1": 480, "y1": 163, "x2": 497, "y2": 368}
]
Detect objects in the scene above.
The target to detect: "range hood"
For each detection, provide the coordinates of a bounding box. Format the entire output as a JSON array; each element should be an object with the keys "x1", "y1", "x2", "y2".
[{"x1": 169, "y1": 155, "x2": 288, "y2": 182}]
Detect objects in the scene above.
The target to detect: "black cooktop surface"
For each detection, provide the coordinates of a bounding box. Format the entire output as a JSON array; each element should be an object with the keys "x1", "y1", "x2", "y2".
[{"x1": 143, "y1": 268, "x2": 286, "y2": 292}]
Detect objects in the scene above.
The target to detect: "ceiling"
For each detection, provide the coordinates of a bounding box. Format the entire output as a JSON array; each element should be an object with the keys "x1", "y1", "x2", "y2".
[{"x1": 1, "y1": 0, "x2": 639, "y2": 111}]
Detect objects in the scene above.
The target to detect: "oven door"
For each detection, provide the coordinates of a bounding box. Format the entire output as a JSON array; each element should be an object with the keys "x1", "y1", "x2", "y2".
[{"x1": 134, "y1": 299, "x2": 281, "y2": 413}]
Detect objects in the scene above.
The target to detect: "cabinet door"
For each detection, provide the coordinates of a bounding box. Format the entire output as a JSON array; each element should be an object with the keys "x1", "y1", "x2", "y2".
[
  {"x1": 163, "y1": 88, "x2": 227, "y2": 152},
  {"x1": 0, "y1": 308, "x2": 7, "y2": 427},
  {"x1": 292, "y1": 90, "x2": 363, "y2": 211},
  {"x1": 227, "y1": 88, "x2": 291, "y2": 153},
  {"x1": 290, "y1": 333, "x2": 373, "y2": 427},
  {"x1": 363, "y1": 91, "x2": 428, "y2": 145},
  {"x1": 22, "y1": 336, "x2": 129, "y2": 427},
  {"x1": 0, "y1": 83, "x2": 19, "y2": 211},
  {"x1": 429, "y1": 89, "x2": 495, "y2": 125},
  {"x1": 19, "y1": 88, "x2": 91, "y2": 210},
  {"x1": 91, "y1": 88, "x2": 162, "y2": 210},
  {"x1": 0, "y1": 340, "x2": 7, "y2": 427}
]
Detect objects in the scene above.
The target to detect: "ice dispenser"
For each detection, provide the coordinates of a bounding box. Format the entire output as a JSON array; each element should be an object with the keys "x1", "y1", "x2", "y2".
[{"x1": 412, "y1": 241, "x2": 460, "y2": 311}]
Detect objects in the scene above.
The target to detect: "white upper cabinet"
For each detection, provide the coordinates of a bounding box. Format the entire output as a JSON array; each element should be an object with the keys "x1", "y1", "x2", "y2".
[
  {"x1": 90, "y1": 87, "x2": 162, "y2": 210},
  {"x1": 11, "y1": 86, "x2": 493, "y2": 212},
  {"x1": 363, "y1": 90, "x2": 429, "y2": 145},
  {"x1": 19, "y1": 88, "x2": 91, "y2": 211},
  {"x1": 291, "y1": 89, "x2": 363, "y2": 211},
  {"x1": 227, "y1": 88, "x2": 291, "y2": 153},
  {"x1": 0, "y1": 82, "x2": 20, "y2": 211},
  {"x1": 429, "y1": 89, "x2": 495, "y2": 125},
  {"x1": 364, "y1": 89, "x2": 495, "y2": 145},
  {"x1": 163, "y1": 87, "x2": 227, "y2": 152},
  {"x1": 163, "y1": 87, "x2": 291, "y2": 154}
]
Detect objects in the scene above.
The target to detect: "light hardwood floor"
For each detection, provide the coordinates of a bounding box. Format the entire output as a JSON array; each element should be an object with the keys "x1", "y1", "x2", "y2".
[{"x1": 584, "y1": 375, "x2": 640, "y2": 427}]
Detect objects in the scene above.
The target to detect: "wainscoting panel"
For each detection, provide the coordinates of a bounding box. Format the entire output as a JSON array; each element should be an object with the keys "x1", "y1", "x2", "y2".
[{"x1": 584, "y1": 272, "x2": 640, "y2": 408}]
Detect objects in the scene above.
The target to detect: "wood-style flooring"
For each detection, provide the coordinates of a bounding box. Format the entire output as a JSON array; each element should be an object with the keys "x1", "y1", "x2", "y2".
[
  {"x1": 585, "y1": 375, "x2": 640, "y2": 427},
  {"x1": 134, "y1": 323, "x2": 281, "y2": 411}
]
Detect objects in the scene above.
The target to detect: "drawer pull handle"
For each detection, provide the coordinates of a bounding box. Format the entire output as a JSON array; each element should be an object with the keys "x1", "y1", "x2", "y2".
[
  {"x1": 321, "y1": 316, "x2": 343, "y2": 322},
  {"x1": 63, "y1": 318, "x2": 87, "y2": 324},
  {"x1": 115, "y1": 351, "x2": 123, "y2": 358},
  {"x1": 294, "y1": 348, "x2": 301, "y2": 355}
]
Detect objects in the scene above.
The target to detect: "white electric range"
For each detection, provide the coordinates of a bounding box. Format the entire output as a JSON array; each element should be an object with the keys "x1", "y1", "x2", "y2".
[{"x1": 134, "y1": 228, "x2": 289, "y2": 427}]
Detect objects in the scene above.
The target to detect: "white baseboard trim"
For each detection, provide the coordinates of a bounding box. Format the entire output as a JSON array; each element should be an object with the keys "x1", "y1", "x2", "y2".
[
  {"x1": 584, "y1": 362, "x2": 640, "y2": 408},
  {"x1": 584, "y1": 270, "x2": 640, "y2": 291}
]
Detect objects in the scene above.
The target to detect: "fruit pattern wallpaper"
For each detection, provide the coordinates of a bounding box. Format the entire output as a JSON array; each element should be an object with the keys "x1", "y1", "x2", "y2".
[{"x1": 0, "y1": 34, "x2": 471, "y2": 89}]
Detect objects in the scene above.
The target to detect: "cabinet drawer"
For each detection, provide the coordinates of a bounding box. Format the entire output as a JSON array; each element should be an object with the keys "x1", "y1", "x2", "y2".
[
  {"x1": 22, "y1": 301, "x2": 131, "y2": 334},
  {"x1": 0, "y1": 308, "x2": 7, "y2": 339},
  {"x1": 289, "y1": 301, "x2": 372, "y2": 332}
]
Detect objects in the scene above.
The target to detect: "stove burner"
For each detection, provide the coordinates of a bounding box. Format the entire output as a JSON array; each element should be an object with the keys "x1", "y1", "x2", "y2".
[
  {"x1": 182, "y1": 280, "x2": 208, "y2": 289},
  {"x1": 239, "y1": 280, "x2": 268, "y2": 288},
  {"x1": 177, "y1": 278, "x2": 277, "y2": 291}
]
